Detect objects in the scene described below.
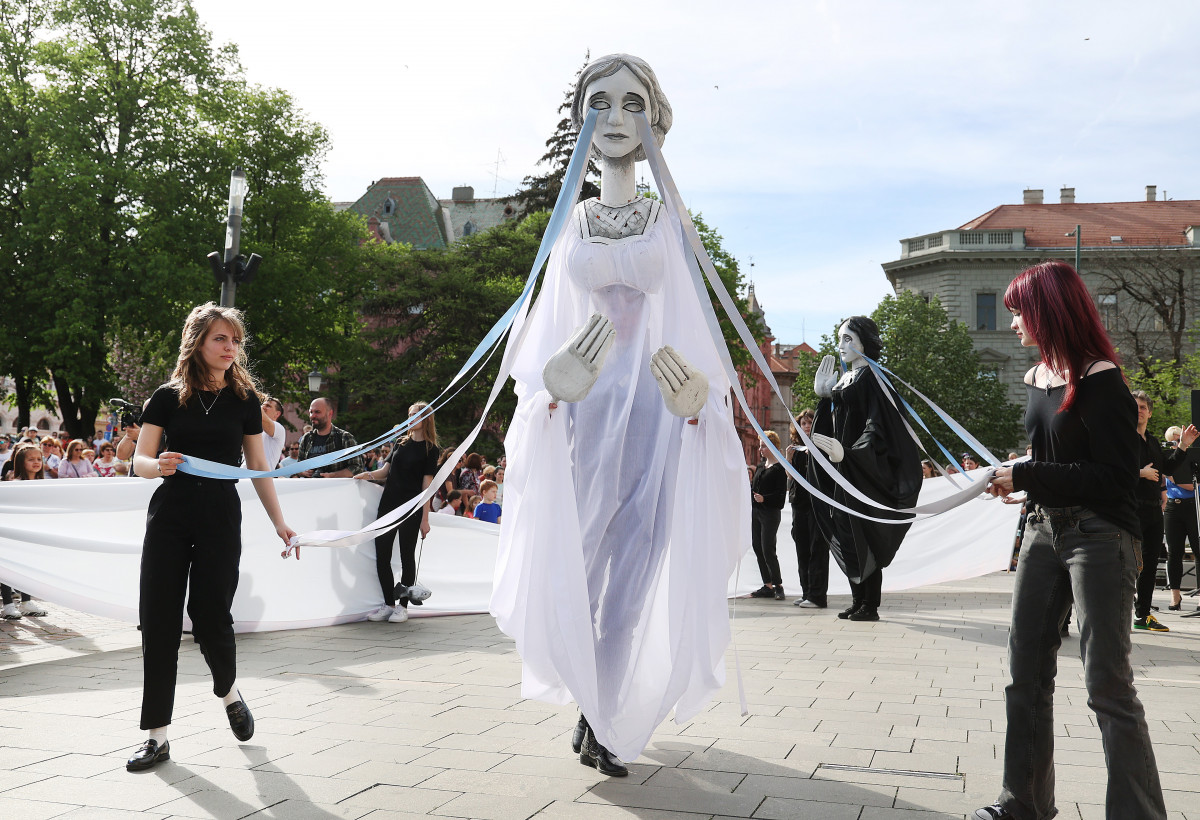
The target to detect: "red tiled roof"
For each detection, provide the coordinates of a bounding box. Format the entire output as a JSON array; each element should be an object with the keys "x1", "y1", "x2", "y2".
[{"x1": 958, "y1": 200, "x2": 1200, "y2": 248}]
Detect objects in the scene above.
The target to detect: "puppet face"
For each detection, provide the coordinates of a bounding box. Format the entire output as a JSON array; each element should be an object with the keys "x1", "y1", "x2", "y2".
[
  {"x1": 838, "y1": 321, "x2": 864, "y2": 368},
  {"x1": 585, "y1": 67, "x2": 650, "y2": 160}
]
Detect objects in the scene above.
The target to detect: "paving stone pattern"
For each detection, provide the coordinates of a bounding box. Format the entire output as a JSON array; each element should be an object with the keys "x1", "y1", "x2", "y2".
[{"x1": 2, "y1": 573, "x2": 1200, "y2": 819}]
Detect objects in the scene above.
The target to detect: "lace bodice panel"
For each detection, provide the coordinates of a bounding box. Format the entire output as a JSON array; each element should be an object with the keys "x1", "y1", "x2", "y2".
[{"x1": 563, "y1": 200, "x2": 667, "y2": 295}]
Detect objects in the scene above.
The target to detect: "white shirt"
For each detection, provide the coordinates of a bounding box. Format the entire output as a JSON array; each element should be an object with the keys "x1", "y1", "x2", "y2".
[{"x1": 261, "y1": 422, "x2": 286, "y2": 469}]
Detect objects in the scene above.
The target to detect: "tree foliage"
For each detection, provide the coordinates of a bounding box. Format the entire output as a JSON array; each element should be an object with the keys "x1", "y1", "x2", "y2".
[
  {"x1": 792, "y1": 291, "x2": 1024, "y2": 459},
  {"x1": 0, "y1": 0, "x2": 377, "y2": 435}
]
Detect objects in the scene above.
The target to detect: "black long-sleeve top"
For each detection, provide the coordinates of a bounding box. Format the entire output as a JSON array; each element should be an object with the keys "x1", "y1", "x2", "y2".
[
  {"x1": 1135, "y1": 431, "x2": 1166, "y2": 504},
  {"x1": 1011, "y1": 367, "x2": 1139, "y2": 536},
  {"x1": 752, "y1": 460, "x2": 787, "y2": 511},
  {"x1": 788, "y1": 446, "x2": 811, "y2": 507}
]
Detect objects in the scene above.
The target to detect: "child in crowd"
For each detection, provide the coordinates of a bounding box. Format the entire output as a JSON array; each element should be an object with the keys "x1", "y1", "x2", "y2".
[
  {"x1": 474, "y1": 480, "x2": 502, "y2": 524},
  {"x1": 436, "y1": 489, "x2": 463, "y2": 515},
  {"x1": 463, "y1": 494, "x2": 481, "y2": 519},
  {"x1": 3, "y1": 444, "x2": 49, "y2": 619}
]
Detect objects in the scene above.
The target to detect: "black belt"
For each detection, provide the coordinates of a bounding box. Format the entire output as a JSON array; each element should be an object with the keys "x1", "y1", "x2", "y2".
[{"x1": 1168, "y1": 498, "x2": 1195, "y2": 505}]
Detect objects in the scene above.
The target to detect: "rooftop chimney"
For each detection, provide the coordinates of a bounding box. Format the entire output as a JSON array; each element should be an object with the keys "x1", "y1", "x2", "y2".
[
  {"x1": 1060, "y1": 187, "x2": 1075, "y2": 204},
  {"x1": 1146, "y1": 185, "x2": 1157, "y2": 202},
  {"x1": 1023, "y1": 188, "x2": 1044, "y2": 205},
  {"x1": 452, "y1": 185, "x2": 474, "y2": 201}
]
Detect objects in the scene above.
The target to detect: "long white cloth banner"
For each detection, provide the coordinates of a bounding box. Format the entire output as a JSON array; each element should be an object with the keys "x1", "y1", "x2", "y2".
[{"x1": 0, "y1": 472, "x2": 1018, "y2": 632}]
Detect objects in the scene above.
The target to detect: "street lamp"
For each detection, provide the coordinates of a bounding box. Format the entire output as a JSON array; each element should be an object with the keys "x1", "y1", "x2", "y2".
[
  {"x1": 307, "y1": 369, "x2": 323, "y2": 394},
  {"x1": 207, "y1": 167, "x2": 263, "y2": 307},
  {"x1": 1065, "y1": 224, "x2": 1081, "y2": 273}
]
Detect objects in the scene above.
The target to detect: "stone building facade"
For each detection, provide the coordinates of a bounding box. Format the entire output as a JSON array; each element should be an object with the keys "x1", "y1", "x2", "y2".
[
  {"x1": 882, "y1": 186, "x2": 1200, "y2": 406},
  {"x1": 335, "y1": 179, "x2": 516, "y2": 248}
]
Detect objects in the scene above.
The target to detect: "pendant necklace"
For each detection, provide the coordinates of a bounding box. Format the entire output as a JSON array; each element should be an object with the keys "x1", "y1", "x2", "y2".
[{"x1": 199, "y1": 387, "x2": 222, "y2": 415}]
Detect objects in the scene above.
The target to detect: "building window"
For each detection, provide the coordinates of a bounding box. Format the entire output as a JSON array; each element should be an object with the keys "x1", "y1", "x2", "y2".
[
  {"x1": 1099, "y1": 294, "x2": 1118, "y2": 329},
  {"x1": 463, "y1": 220, "x2": 476, "y2": 237},
  {"x1": 960, "y1": 232, "x2": 984, "y2": 245},
  {"x1": 382, "y1": 196, "x2": 396, "y2": 216},
  {"x1": 976, "y1": 293, "x2": 997, "y2": 331}
]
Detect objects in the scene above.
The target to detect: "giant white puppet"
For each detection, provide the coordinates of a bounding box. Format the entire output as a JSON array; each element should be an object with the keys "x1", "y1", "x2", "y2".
[{"x1": 491, "y1": 54, "x2": 751, "y2": 772}]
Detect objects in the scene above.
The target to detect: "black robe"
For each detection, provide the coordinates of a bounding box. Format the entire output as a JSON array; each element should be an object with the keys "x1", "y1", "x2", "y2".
[{"x1": 808, "y1": 366, "x2": 922, "y2": 583}]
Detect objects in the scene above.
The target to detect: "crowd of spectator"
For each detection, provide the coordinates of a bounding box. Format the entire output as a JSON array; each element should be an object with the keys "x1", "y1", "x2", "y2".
[{"x1": 0, "y1": 397, "x2": 509, "y2": 623}]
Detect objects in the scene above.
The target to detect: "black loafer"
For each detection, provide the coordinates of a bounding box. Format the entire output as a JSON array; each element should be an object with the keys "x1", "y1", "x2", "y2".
[
  {"x1": 126, "y1": 739, "x2": 170, "y2": 772},
  {"x1": 580, "y1": 728, "x2": 628, "y2": 777},
  {"x1": 571, "y1": 713, "x2": 589, "y2": 754},
  {"x1": 226, "y1": 697, "x2": 254, "y2": 742}
]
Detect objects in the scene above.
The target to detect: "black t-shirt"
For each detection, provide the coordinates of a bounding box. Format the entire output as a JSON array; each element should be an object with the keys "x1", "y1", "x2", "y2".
[
  {"x1": 383, "y1": 437, "x2": 440, "y2": 500},
  {"x1": 1012, "y1": 368, "x2": 1139, "y2": 536},
  {"x1": 142, "y1": 384, "x2": 263, "y2": 473}
]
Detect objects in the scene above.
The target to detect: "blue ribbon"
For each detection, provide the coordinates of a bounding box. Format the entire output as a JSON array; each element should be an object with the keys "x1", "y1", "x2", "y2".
[{"x1": 177, "y1": 111, "x2": 601, "y2": 483}]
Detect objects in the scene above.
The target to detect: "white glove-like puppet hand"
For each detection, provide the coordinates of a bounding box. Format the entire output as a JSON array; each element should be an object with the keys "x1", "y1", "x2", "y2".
[
  {"x1": 814, "y1": 354, "x2": 838, "y2": 399},
  {"x1": 650, "y1": 345, "x2": 709, "y2": 418},
  {"x1": 543, "y1": 313, "x2": 616, "y2": 404},
  {"x1": 811, "y1": 433, "x2": 845, "y2": 463}
]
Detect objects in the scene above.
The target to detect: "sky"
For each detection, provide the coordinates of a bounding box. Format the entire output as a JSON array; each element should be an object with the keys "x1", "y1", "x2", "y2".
[{"x1": 191, "y1": 0, "x2": 1200, "y2": 347}]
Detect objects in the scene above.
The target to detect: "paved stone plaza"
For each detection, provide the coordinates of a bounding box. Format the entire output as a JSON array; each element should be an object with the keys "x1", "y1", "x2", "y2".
[{"x1": 2, "y1": 574, "x2": 1199, "y2": 820}]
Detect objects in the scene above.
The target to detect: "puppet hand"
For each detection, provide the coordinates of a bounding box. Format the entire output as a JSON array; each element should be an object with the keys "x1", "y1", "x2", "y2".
[
  {"x1": 811, "y1": 433, "x2": 844, "y2": 463},
  {"x1": 650, "y1": 345, "x2": 709, "y2": 418},
  {"x1": 814, "y1": 355, "x2": 838, "y2": 398},
  {"x1": 542, "y1": 313, "x2": 615, "y2": 403}
]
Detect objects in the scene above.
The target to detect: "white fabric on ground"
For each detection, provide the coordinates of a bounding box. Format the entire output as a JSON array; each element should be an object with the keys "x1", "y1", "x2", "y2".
[{"x1": 0, "y1": 470, "x2": 1018, "y2": 631}]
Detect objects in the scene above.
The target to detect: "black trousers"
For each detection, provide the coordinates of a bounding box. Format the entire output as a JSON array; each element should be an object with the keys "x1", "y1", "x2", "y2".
[
  {"x1": 374, "y1": 493, "x2": 421, "y2": 607},
  {"x1": 139, "y1": 478, "x2": 241, "y2": 730},
  {"x1": 791, "y1": 503, "x2": 828, "y2": 604},
  {"x1": 849, "y1": 569, "x2": 883, "y2": 609},
  {"x1": 751, "y1": 507, "x2": 783, "y2": 586},
  {"x1": 1165, "y1": 498, "x2": 1200, "y2": 590},
  {"x1": 1, "y1": 585, "x2": 31, "y2": 604},
  {"x1": 1134, "y1": 502, "x2": 1164, "y2": 619}
]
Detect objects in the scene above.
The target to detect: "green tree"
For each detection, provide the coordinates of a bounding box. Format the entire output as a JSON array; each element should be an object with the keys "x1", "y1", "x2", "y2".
[
  {"x1": 0, "y1": 0, "x2": 379, "y2": 436},
  {"x1": 342, "y1": 214, "x2": 545, "y2": 453},
  {"x1": 793, "y1": 292, "x2": 1023, "y2": 458},
  {"x1": 512, "y1": 53, "x2": 600, "y2": 217},
  {"x1": 1126, "y1": 355, "x2": 1200, "y2": 435}
]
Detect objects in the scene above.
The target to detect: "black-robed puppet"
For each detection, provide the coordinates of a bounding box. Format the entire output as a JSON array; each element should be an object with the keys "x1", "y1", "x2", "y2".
[{"x1": 807, "y1": 316, "x2": 921, "y2": 620}]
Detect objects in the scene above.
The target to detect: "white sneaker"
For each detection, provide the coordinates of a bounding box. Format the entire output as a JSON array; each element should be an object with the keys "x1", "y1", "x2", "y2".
[
  {"x1": 2, "y1": 602, "x2": 21, "y2": 620},
  {"x1": 366, "y1": 604, "x2": 393, "y2": 622},
  {"x1": 19, "y1": 600, "x2": 47, "y2": 617},
  {"x1": 387, "y1": 607, "x2": 409, "y2": 623}
]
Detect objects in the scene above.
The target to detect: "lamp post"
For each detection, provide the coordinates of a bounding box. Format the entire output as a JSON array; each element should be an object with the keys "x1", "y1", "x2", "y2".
[
  {"x1": 307, "y1": 369, "x2": 323, "y2": 394},
  {"x1": 1066, "y1": 224, "x2": 1082, "y2": 273},
  {"x1": 207, "y1": 167, "x2": 263, "y2": 307}
]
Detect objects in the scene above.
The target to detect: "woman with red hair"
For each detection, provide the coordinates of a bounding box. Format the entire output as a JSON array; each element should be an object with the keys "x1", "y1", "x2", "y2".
[{"x1": 978, "y1": 261, "x2": 1165, "y2": 820}]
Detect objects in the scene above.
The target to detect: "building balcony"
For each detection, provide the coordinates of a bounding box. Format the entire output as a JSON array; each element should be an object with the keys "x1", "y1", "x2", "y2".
[{"x1": 899, "y1": 228, "x2": 1028, "y2": 259}]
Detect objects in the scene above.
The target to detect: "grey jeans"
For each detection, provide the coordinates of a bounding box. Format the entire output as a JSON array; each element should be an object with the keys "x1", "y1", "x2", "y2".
[{"x1": 998, "y1": 505, "x2": 1166, "y2": 820}]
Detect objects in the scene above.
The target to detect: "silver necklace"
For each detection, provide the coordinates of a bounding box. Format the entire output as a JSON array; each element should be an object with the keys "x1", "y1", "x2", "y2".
[{"x1": 199, "y1": 387, "x2": 222, "y2": 415}]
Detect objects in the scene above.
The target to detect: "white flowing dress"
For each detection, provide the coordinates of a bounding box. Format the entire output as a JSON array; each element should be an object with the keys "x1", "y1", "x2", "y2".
[{"x1": 492, "y1": 198, "x2": 750, "y2": 760}]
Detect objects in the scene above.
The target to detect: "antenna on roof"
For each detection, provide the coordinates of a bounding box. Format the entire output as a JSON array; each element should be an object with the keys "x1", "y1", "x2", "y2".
[{"x1": 491, "y1": 149, "x2": 505, "y2": 198}]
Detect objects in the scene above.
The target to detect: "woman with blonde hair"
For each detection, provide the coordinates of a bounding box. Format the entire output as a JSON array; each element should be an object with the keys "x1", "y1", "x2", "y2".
[
  {"x1": 126, "y1": 302, "x2": 296, "y2": 772},
  {"x1": 750, "y1": 430, "x2": 788, "y2": 599},
  {"x1": 58, "y1": 439, "x2": 98, "y2": 478},
  {"x1": 355, "y1": 402, "x2": 439, "y2": 624}
]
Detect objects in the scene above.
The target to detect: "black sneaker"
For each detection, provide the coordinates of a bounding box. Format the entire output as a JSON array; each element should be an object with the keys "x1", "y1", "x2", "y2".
[
  {"x1": 749, "y1": 585, "x2": 775, "y2": 599},
  {"x1": 848, "y1": 606, "x2": 879, "y2": 622},
  {"x1": 837, "y1": 602, "x2": 861, "y2": 619},
  {"x1": 974, "y1": 805, "x2": 1015, "y2": 820},
  {"x1": 773, "y1": 586, "x2": 786, "y2": 601},
  {"x1": 1133, "y1": 615, "x2": 1169, "y2": 632}
]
